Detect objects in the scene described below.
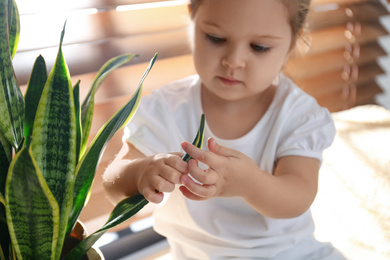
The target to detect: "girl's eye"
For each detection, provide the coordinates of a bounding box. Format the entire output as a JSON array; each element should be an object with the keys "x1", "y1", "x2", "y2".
[
  {"x1": 251, "y1": 44, "x2": 270, "y2": 53},
  {"x1": 205, "y1": 34, "x2": 225, "y2": 44}
]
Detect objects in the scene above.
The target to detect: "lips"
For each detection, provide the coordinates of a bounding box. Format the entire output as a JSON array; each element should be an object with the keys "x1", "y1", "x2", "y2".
[{"x1": 218, "y1": 76, "x2": 242, "y2": 86}]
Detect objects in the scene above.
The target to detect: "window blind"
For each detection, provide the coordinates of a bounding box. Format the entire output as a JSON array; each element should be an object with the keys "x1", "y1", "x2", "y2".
[
  {"x1": 14, "y1": 0, "x2": 191, "y2": 85},
  {"x1": 14, "y1": 0, "x2": 388, "y2": 110},
  {"x1": 284, "y1": 0, "x2": 389, "y2": 111}
]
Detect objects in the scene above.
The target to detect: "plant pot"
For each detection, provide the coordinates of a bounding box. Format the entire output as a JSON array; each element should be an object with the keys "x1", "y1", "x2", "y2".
[{"x1": 62, "y1": 220, "x2": 105, "y2": 260}]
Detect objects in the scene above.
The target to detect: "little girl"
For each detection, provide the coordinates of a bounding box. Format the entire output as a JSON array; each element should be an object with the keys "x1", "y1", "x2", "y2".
[{"x1": 103, "y1": 0, "x2": 346, "y2": 259}]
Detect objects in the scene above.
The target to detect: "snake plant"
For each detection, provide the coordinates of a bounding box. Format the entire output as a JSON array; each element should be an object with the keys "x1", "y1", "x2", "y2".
[{"x1": 0, "y1": 0, "x2": 156, "y2": 258}]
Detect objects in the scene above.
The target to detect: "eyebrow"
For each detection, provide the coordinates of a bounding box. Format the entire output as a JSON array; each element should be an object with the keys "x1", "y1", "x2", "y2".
[
  {"x1": 255, "y1": 35, "x2": 283, "y2": 40},
  {"x1": 202, "y1": 21, "x2": 221, "y2": 28},
  {"x1": 202, "y1": 21, "x2": 283, "y2": 40}
]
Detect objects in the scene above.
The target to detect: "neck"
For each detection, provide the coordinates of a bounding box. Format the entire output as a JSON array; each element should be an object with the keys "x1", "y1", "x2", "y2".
[
  {"x1": 201, "y1": 84, "x2": 276, "y2": 114},
  {"x1": 201, "y1": 85, "x2": 277, "y2": 139}
]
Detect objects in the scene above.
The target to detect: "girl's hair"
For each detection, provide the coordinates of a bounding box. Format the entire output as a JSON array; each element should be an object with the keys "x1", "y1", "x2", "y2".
[
  {"x1": 280, "y1": 0, "x2": 311, "y2": 45},
  {"x1": 189, "y1": 0, "x2": 311, "y2": 44}
]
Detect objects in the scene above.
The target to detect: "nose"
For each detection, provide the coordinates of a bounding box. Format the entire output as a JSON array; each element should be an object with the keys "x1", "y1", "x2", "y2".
[{"x1": 221, "y1": 45, "x2": 246, "y2": 69}]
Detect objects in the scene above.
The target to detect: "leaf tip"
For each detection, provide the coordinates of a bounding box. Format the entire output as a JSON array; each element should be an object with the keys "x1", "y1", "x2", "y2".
[
  {"x1": 60, "y1": 20, "x2": 67, "y2": 48},
  {"x1": 151, "y1": 53, "x2": 158, "y2": 66}
]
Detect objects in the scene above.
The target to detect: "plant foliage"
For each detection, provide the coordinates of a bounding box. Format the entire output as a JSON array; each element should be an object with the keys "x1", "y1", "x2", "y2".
[
  {"x1": 0, "y1": 0, "x2": 206, "y2": 258},
  {"x1": 0, "y1": 0, "x2": 157, "y2": 258}
]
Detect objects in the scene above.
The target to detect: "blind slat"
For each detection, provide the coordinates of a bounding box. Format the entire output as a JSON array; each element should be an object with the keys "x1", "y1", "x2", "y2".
[
  {"x1": 354, "y1": 81, "x2": 383, "y2": 105},
  {"x1": 297, "y1": 62, "x2": 384, "y2": 97},
  {"x1": 309, "y1": 2, "x2": 389, "y2": 31},
  {"x1": 14, "y1": 28, "x2": 191, "y2": 85},
  {"x1": 356, "y1": 62, "x2": 385, "y2": 85},
  {"x1": 285, "y1": 42, "x2": 386, "y2": 80},
  {"x1": 312, "y1": 0, "x2": 380, "y2": 7},
  {"x1": 317, "y1": 80, "x2": 382, "y2": 111},
  {"x1": 17, "y1": 4, "x2": 189, "y2": 52},
  {"x1": 306, "y1": 21, "x2": 388, "y2": 56},
  {"x1": 16, "y1": 0, "x2": 181, "y2": 14}
]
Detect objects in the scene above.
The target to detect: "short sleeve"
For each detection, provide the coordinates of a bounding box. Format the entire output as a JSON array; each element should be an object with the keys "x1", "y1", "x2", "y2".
[
  {"x1": 276, "y1": 106, "x2": 336, "y2": 163},
  {"x1": 123, "y1": 92, "x2": 184, "y2": 156}
]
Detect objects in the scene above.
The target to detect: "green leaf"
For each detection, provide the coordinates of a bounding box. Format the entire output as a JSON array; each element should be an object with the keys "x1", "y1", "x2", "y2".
[
  {"x1": 182, "y1": 114, "x2": 206, "y2": 162},
  {"x1": 8, "y1": 0, "x2": 20, "y2": 58},
  {"x1": 0, "y1": 193, "x2": 10, "y2": 260},
  {"x1": 66, "y1": 53, "x2": 157, "y2": 240},
  {"x1": 64, "y1": 194, "x2": 148, "y2": 260},
  {"x1": 0, "y1": 194, "x2": 5, "y2": 226},
  {"x1": 0, "y1": 192, "x2": 4, "y2": 209},
  {"x1": 0, "y1": 0, "x2": 25, "y2": 150},
  {"x1": 0, "y1": 245, "x2": 5, "y2": 260},
  {"x1": 5, "y1": 146, "x2": 59, "y2": 260},
  {"x1": 30, "y1": 23, "x2": 76, "y2": 259},
  {"x1": 24, "y1": 55, "x2": 48, "y2": 146},
  {"x1": 73, "y1": 80, "x2": 81, "y2": 162},
  {"x1": 0, "y1": 131, "x2": 11, "y2": 196},
  {"x1": 80, "y1": 54, "x2": 136, "y2": 157}
]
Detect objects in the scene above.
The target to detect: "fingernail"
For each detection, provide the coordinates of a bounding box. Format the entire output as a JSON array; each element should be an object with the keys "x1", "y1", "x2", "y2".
[
  {"x1": 209, "y1": 137, "x2": 216, "y2": 146},
  {"x1": 181, "y1": 175, "x2": 189, "y2": 184},
  {"x1": 189, "y1": 159, "x2": 198, "y2": 167}
]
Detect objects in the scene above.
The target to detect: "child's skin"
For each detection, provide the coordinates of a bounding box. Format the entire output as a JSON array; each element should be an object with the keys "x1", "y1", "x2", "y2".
[{"x1": 103, "y1": 0, "x2": 319, "y2": 219}]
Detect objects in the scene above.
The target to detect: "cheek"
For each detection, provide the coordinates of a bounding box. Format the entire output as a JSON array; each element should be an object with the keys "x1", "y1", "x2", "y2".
[
  {"x1": 248, "y1": 53, "x2": 286, "y2": 83},
  {"x1": 194, "y1": 55, "x2": 216, "y2": 83},
  {"x1": 193, "y1": 39, "x2": 218, "y2": 73},
  {"x1": 266, "y1": 50, "x2": 289, "y2": 72}
]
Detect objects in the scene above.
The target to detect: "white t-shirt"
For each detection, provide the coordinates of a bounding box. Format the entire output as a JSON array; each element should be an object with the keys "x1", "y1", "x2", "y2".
[{"x1": 125, "y1": 75, "x2": 341, "y2": 259}]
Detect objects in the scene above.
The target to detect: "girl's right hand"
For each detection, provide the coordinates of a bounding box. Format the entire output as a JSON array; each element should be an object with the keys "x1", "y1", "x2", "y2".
[
  {"x1": 136, "y1": 153, "x2": 188, "y2": 203},
  {"x1": 103, "y1": 142, "x2": 187, "y2": 205}
]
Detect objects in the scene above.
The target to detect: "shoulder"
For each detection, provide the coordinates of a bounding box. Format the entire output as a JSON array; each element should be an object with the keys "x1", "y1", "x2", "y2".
[
  {"x1": 277, "y1": 74, "x2": 318, "y2": 109},
  {"x1": 274, "y1": 74, "x2": 330, "y2": 121},
  {"x1": 272, "y1": 74, "x2": 336, "y2": 159}
]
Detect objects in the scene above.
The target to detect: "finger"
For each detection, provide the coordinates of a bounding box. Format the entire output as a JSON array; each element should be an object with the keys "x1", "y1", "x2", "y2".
[
  {"x1": 151, "y1": 175, "x2": 176, "y2": 193},
  {"x1": 142, "y1": 186, "x2": 164, "y2": 203},
  {"x1": 179, "y1": 185, "x2": 206, "y2": 201},
  {"x1": 170, "y1": 152, "x2": 185, "y2": 158},
  {"x1": 181, "y1": 141, "x2": 216, "y2": 165},
  {"x1": 207, "y1": 137, "x2": 239, "y2": 158},
  {"x1": 181, "y1": 174, "x2": 217, "y2": 198},
  {"x1": 158, "y1": 167, "x2": 183, "y2": 185},
  {"x1": 153, "y1": 154, "x2": 187, "y2": 184},
  {"x1": 187, "y1": 159, "x2": 218, "y2": 185},
  {"x1": 164, "y1": 155, "x2": 189, "y2": 179}
]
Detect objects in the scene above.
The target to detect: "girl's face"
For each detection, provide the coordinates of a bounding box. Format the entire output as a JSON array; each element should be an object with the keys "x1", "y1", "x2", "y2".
[{"x1": 192, "y1": 0, "x2": 293, "y2": 102}]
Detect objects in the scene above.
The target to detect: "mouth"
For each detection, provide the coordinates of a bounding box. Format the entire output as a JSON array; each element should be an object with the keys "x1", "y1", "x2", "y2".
[{"x1": 218, "y1": 76, "x2": 242, "y2": 86}]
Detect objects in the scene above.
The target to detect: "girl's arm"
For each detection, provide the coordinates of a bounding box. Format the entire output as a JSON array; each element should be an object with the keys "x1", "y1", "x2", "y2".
[
  {"x1": 180, "y1": 138, "x2": 319, "y2": 219},
  {"x1": 103, "y1": 141, "x2": 188, "y2": 205}
]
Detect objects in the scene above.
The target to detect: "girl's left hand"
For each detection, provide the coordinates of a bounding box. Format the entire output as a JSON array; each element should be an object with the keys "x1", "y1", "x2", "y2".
[{"x1": 179, "y1": 137, "x2": 259, "y2": 200}]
